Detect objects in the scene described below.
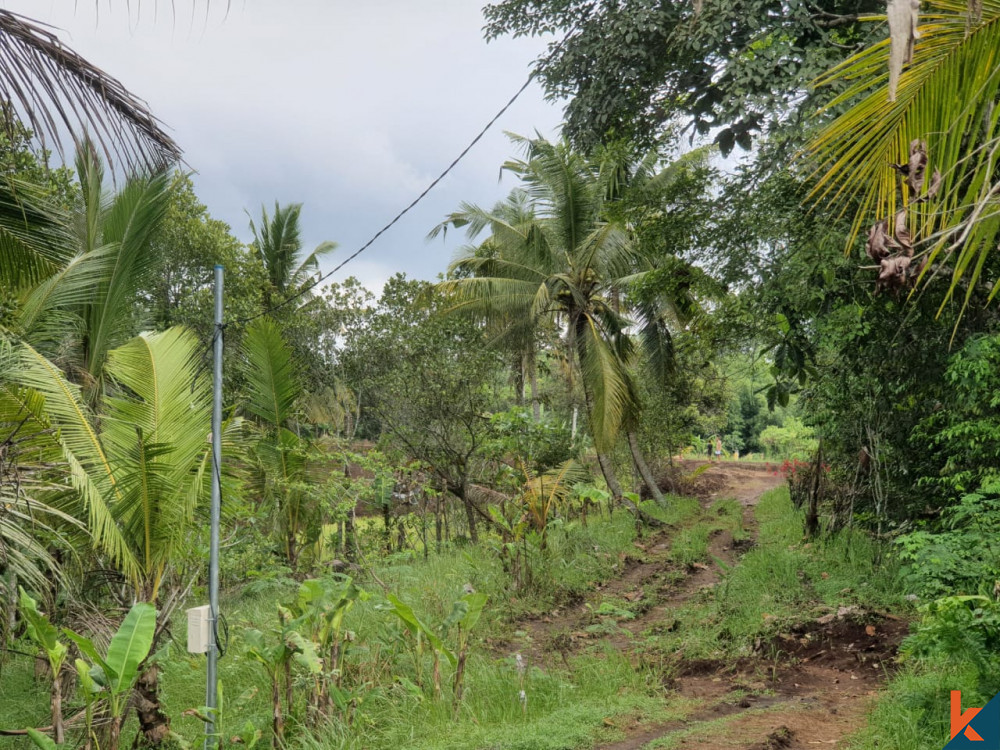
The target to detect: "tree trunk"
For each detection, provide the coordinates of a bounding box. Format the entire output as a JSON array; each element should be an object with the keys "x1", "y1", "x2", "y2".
[
  {"x1": 382, "y1": 498, "x2": 392, "y2": 554},
  {"x1": 628, "y1": 431, "x2": 665, "y2": 505},
  {"x1": 805, "y1": 441, "x2": 823, "y2": 538},
  {"x1": 595, "y1": 448, "x2": 624, "y2": 503},
  {"x1": 450, "y1": 480, "x2": 478, "y2": 543},
  {"x1": 135, "y1": 664, "x2": 171, "y2": 746},
  {"x1": 514, "y1": 351, "x2": 525, "y2": 407},
  {"x1": 435, "y1": 495, "x2": 442, "y2": 553}
]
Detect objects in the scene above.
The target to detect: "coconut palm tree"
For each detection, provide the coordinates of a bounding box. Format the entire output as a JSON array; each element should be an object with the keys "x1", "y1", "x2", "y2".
[
  {"x1": 807, "y1": 0, "x2": 1000, "y2": 320},
  {"x1": 3, "y1": 141, "x2": 172, "y2": 401},
  {"x1": 435, "y1": 136, "x2": 704, "y2": 507},
  {"x1": 249, "y1": 202, "x2": 337, "y2": 305},
  {"x1": 436, "y1": 135, "x2": 646, "y2": 506},
  {"x1": 4, "y1": 324, "x2": 241, "y2": 743}
]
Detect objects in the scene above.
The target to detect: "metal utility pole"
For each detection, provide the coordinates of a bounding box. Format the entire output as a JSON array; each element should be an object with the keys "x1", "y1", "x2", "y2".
[{"x1": 205, "y1": 265, "x2": 223, "y2": 748}]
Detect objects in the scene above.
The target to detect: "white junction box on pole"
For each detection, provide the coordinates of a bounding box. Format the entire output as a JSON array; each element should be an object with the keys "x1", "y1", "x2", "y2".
[{"x1": 187, "y1": 605, "x2": 211, "y2": 654}]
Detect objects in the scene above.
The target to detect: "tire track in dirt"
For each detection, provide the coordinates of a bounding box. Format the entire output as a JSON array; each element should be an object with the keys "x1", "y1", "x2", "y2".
[{"x1": 596, "y1": 462, "x2": 904, "y2": 750}]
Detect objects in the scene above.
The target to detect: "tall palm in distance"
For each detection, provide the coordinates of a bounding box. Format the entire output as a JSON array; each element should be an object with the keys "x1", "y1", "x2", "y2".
[{"x1": 249, "y1": 201, "x2": 337, "y2": 307}]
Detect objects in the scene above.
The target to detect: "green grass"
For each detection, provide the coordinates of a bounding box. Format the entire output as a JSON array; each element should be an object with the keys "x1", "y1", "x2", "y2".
[
  {"x1": 0, "y1": 507, "x2": 662, "y2": 750},
  {"x1": 307, "y1": 648, "x2": 687, "y2": 750},
  {"x1": 0, "y1": 487, "x2": 922, "y2": 750},
  {"x1": 642, "y1": 487, "x2": 908, "y2": 660}
]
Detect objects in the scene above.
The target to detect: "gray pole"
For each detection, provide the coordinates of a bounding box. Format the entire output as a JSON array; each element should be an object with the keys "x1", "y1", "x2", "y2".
[{"x1": 206, "y1": 265, "x2": 223, "y2": 748}]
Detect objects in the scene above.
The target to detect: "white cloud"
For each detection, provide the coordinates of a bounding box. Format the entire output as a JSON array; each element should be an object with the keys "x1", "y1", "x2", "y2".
[{"x1": 10, "y1": 1, "x2": 565, "y2": 296}]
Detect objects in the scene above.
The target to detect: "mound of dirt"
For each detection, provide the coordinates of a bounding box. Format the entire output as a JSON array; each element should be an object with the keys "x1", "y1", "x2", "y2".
[
  {"x1": 749, "y1": 726, "x2": 794, "y2": 749},
  {"x1": 771, "y1": 614, "x2": 907, "y2": 676}
]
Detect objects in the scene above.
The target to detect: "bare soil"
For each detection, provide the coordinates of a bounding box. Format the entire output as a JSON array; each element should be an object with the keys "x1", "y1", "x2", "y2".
[{"x1": 507, "y1": 462, "x2": 906, "y2": 750}]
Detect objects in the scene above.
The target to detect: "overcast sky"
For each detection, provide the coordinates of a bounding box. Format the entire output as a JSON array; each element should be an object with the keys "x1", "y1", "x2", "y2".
[{"x1": 10, "y1": 1, "x2": 564, "y2": 294}]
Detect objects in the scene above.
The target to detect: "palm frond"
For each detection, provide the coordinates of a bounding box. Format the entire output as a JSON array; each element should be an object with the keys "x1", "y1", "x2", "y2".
[
  {"x1": 806, "y1": 1, "x2": 1000, "y2": 315},
  {"x1": 0, "y1": 176, "x2": 74, "y2": 291},
  {"x1": 82, "y1": 159, "x2": 172, "y2": 381},
  {"x1": 7, "y1": 337, "x2": 136, "y2": 577},
  {"x1": 577, "y1": 312, "x2": 638, "y2": 451},
  {"x1": 242, "y1": 316, "x2": 301, "y2": 430},
  {"x1": 0, "y1": 10, "x2": 180, "y2": 169},
  {"x1": 104, "y1": 327, "x2": 214, "y2": 594}
]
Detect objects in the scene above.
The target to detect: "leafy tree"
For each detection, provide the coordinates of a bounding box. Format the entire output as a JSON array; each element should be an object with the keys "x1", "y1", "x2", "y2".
[
  {"x1": 483, "y1": 0, "x2": 881, "y2": 152},
  {"x1": 340, "y1": 275, "x2": 506, "y2": 542}
]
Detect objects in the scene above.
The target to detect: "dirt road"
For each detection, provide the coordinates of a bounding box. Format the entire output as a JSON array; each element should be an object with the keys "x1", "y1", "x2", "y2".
[{"x1": 514, "y1": 462, "x2": 905, "y2": 750}]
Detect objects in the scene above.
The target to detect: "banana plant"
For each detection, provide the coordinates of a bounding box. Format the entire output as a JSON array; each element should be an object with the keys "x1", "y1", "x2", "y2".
[
  {"x1": 294, "y1": 576, "x2": 368, "y2": 716},
  {"x1": 385, "y1": 594, "x2": 455, "y2": 699},
  {"x1": 444, "y1": 591, "x2": 488, "y2": 716},
  {"x1": 18, "y1": 589, "x2": 68, "y2": 744},
  {"x1": 245, "y1": 607, "x2": 321, "y2": 748},
  {"x1": 63, "y1": 602, "x2": 156, "y2": 750}
]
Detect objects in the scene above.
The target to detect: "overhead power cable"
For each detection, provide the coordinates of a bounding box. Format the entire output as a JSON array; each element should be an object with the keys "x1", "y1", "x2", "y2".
[{"x1": 225, "y1": 23, "x2": 582, "y2": 330}]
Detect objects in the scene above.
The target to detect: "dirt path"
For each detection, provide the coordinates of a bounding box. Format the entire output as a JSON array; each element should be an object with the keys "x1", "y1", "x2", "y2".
[{"x1": 509, "y1": 462, "x2": 905, "y2": 750}]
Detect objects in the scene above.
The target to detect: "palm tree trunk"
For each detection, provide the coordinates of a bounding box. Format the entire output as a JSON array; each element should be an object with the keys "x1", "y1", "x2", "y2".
[
  {"x1": 594, "y1": 448, "x2": 624, "y2": 502},
  {"x1": 628, "y1": 431, "x2": 665, "y2": 505},
  {"x1": 135, "y1": 664, "x2": 171, "y2": 746}
]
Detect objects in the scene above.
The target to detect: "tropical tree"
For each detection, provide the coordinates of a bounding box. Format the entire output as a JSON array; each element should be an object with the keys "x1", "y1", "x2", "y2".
[
  {"x1": 249, "y1": 202, "x2": 336, "y2": 305},
  {"x1": 3, "y1": 325, "x2": 239, "y2": 744},
  {"x1": 3, "y1": 141, "x2": 172, "y2": 402},
  {"x1": 436, "y1": 135, "x2": 650, "y2": 506},
  {"x1": 339, "y1": 276, "x2": 506, "y2": 542},
  {"x1": 807, "y1": 0, "x2": 1000, "y2": 320},
  {"x1": 483, "y1": 0, "x2": 882, "y2": 153},
  {"x1": 241, "y1": 316, "x2": 318, "y2": 569}
]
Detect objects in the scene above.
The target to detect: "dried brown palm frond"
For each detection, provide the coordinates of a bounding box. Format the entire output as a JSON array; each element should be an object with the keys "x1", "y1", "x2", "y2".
[{"x1": 0, "y1": 10, "x2": 181, "y2": 170}]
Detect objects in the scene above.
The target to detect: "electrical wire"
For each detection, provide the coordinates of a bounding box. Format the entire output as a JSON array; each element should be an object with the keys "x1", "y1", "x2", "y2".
[{"x1": 223, "y1": 22, "x2": 583, "y2": 329}]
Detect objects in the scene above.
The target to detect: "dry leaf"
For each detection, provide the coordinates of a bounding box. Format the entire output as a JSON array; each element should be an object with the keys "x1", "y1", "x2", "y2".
[
  {"x1": 894, "y1": 209, "x2": 912, "y2": 255},
  {"x1": 906, "y1": 139, "x2": 927, "y2": 194},
  {"x1": 924, "y1": 167, "x2": 942, "y2": 201},
  {"x1": 866, "y1": 219, "x2": 893, "y2": 260},
  {"x1": 877, "y1": 256, "x2": 909, "y2": 293}
]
